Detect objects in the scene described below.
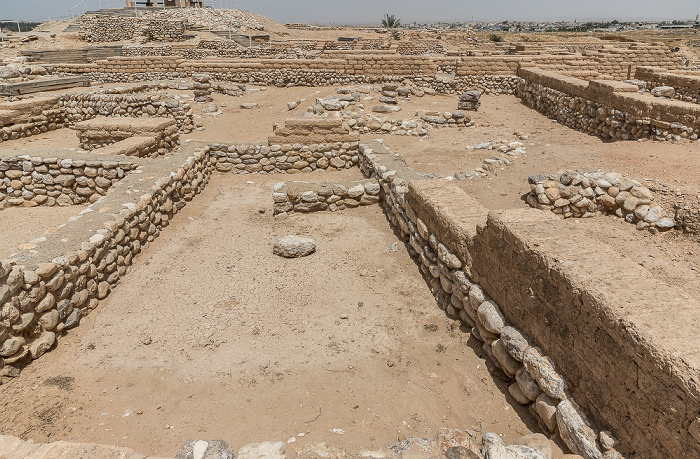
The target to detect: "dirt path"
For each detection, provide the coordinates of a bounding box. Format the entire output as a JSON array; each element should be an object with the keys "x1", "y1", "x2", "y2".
[{"x1": 0, "y1": 172, "x2": 561, "y2": 457}]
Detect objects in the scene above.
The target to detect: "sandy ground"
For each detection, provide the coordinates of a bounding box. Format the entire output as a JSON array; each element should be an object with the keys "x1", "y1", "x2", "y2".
[
  {"x1": 0, "y1": 80, "x2": 697, "y2": 456},
  {"x1": 0, "y1": 172, "x2": 567, "y2": 457},
  {"x1": 0, "y1": 205, "x2": 89, "y2": 260}
]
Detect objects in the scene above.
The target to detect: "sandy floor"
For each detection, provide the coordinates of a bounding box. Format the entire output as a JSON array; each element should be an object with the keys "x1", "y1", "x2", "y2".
[
  {"x1": 0, "y1": 172, "x2": 565, "y2": 457},
  {"x1": 0, "y1": 204, "x2": 89, "y2": 259}
]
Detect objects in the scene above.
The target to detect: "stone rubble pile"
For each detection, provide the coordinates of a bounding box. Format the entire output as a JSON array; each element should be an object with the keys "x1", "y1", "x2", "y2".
[
  {"x1": 453, "y1": 140, "x2": 527, "y2": 180},
  {"x1": 272, "y1": 179, "x2": 380, "y2": 216},
  {"x1": 0, "y1": 63, "x2": 54, "y2": 83},
  {"x1": 526, "y1": 170, "x2": 676, "y2": 232},
  {"x1": 458, "y1": 90, "x2": 482, "y2": 111}
]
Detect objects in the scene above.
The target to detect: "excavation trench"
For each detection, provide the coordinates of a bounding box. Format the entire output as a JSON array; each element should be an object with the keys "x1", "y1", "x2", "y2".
[{"x1": 0, "y1": 171, "x2": 552, "y2": 456}]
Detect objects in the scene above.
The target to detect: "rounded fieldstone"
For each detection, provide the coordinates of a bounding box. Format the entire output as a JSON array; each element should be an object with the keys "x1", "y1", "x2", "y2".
[
  {"x1": 477, "y1": 300, "x2": 506, "y2": 334},
  {"x1": 273, "y1": 235, "x2": 316, "y2": 258}
]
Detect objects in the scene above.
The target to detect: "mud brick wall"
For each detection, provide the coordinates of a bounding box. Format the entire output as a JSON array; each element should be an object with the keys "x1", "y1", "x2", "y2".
[
  {"x1": 636, "y1": 66, "x2": 700, "y2": 105},
  {"x1": 72, "y1": 117, "x2": 179, "y2": 153},
  {"x1": 268, "y1": 118, "x2": 360, "y2": 145},
  {"x1": 0, "y1": 89, "x2": 195, "y2": 146},
  {"x1": 469, "y1": 209, "x2": 700, "y2": 459},
  {"x1": 0, "y1": 143, "x2": 211, "y2": 384},
  {"x1": 358, "y1": 139, "x2": 700, "y2": 458},
  {"x1": 0, "y1": 153, "x2": 138, "y2": 210},
  {"x1": 272, "y1": 179, "x2": 380, "y2": 215},
  {"x1": 517, "y1": 67, "x2": 700, "y2": 141},
  {"x1": 357, "y1": 141, "x2": 607, "y2": 457},
  {"x1": 208, "y1": 141, "x2": 359, "y2": 175},
  {"x1": 0, "y1": 97, "x2": 65, "y2": 143}
]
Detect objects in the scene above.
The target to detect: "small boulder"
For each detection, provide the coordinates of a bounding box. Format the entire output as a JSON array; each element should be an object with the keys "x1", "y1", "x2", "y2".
[{"x1": 273, "y1": 236, "x2": 316, "y2": 258}]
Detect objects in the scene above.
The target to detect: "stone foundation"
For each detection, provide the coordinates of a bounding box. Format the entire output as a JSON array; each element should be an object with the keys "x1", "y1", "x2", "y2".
[
  {"x1": 272, "y1": 179, "x2": 380, "y2": 216},
  {"x1": 525, "y1": 170, "x2": 676, "y2": 232},
  {"x1": 0, "y1": 152, "x2": 138, "y2": 210},
  {"x1": 517, "y1": 67, "x2": 700, "y2": 141}
]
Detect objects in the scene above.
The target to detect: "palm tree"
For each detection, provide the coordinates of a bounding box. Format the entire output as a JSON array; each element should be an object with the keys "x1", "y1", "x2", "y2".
[{"x1": 381, "y1": 14, "x2": 401, "y2": 29}]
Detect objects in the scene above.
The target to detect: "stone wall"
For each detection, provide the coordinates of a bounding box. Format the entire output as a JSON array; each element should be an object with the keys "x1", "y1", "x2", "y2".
[
  {"x1": 526, "y1": 170, "x2": 676, "y2": 232},
  {"x1": 79, "y1": 16, "x2": 136, "y2": 43},
  {"x1": 0, "y1": 142, "x2": 211, "y2": 383},
  {"x1": 208, "y1": 141, "x2": 359, "y2": 175},
  {"x1": 636, "y1": 66, "x2": 700, "y2": 104},
  {"x1": 51, "y1": 46, "x2": 683, "y2": 91},
  {"x1": 0, "y1": 152, "x2": 138, "y2": 210},
  {"x1": 272, "y1": 179, "x2": 380, "y2": 216},
  {"x1": 358, "y1": 139, "x2": 700, "y2": 458},
  {"x1": 517, "y1": 67, "x2": 700, "y2": 141},
  {"x1": 71, "y1": 117, "x2": 179, "y2": 155},
  {"x1": 0, "y1": 87, "x2": 195, "y2": 146},
  {"x1": 141, "y1": 20, "x2": 185, "y2": 43},
  {"x1": 78, "y1": 16, "x2": 185, "y2": 43}
]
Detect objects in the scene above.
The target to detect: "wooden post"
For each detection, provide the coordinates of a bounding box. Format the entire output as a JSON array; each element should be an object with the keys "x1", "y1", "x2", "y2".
[{"x1": 627, "y1": 65, "x2": 632, "y2": 80}]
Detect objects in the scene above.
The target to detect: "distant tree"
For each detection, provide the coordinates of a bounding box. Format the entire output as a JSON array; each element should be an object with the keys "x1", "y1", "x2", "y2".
[{"x1": 381, "y1": 14, "x2": 401, "y2": 29}]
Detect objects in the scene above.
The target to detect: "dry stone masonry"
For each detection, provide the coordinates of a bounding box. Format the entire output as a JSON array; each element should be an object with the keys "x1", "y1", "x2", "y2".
[
  {"x1": 526, "y1": 170, "x2": 676, "y2": 232},
  {"x1": 272, "y1": 179, "x2": 380, "y2": 216},
  {"x1": 517, "y1": 67, "x2": 700, "y2": 141},
  {"x1": 0, "y1": 153, "x2": 138, "y2": 210}
]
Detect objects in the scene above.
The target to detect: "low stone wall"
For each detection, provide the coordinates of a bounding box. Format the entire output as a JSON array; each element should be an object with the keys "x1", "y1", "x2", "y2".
[
  {"x1": 517, "y1": 67, "x2": 700, "y2": 141},
  {"x1": 208, "y1": 142, "x2": 359, "y2": 174},
  {"x1": 58, "y1": 88, "x2": 196, "y2": 133},
  {"x1": 0, "y1": 88, "x2": 195, "y2": 146},
  {"x1": 0, "y1": 151, "x2": 138, "y2": 210},
  {"x1": 359, "y1": 139, "x2": 700, "y2": 458},
  {"x1": 0, "y1": 142, "x2": 211, "y2": 384},
  {"x1": 636, "y1": 66, "x2": 700, "y2": 104},
  {"x1": 526, "y1": 170, "x2": 676, "y2": 232},
  {"x1": 272, "y1": 179, "x2": 380, "y2": 216}
]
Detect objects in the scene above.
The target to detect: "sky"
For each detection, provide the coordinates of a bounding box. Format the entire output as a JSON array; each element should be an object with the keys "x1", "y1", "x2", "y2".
[{"x1": 1, "y1": 0, "x2": 699, "y2": 24}]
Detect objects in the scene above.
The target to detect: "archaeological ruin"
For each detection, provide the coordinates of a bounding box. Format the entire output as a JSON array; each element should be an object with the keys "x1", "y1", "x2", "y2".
[{"x1": 0, "y1": 4, "x2": 699, "y2": 459}]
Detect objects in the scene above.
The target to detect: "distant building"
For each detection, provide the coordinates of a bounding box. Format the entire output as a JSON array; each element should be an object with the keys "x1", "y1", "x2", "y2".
[{"x1": 125, "y1": 0, "x2": 203, "y2": 6}]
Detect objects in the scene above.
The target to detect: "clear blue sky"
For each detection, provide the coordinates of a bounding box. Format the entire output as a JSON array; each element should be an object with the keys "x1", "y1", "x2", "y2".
[{"x1": 2, "y1": 0, "x2": 699, "y2": 24}]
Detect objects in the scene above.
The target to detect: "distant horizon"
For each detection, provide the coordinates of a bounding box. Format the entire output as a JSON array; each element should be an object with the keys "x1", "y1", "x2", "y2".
[{"x1": 1, "y1": 0, "x2": 698, "y2": 25}]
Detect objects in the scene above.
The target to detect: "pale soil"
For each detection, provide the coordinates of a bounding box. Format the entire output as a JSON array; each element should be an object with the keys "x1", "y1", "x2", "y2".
[
  {"x1": 0, "y1": 205, "x2": 89, "y2": 260},
  {"x1": 0, "y1": 172, "x2": 565, "y2": 457},
  {"x1": 0, "y1": 128, "x2": 80, "y2": 152},
  {"x1": 380, "y1": 95, "x2": 700, "y2": 300},
  {"x1": 0, "y1": 80, "x2": 697, "y2": 456}
]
